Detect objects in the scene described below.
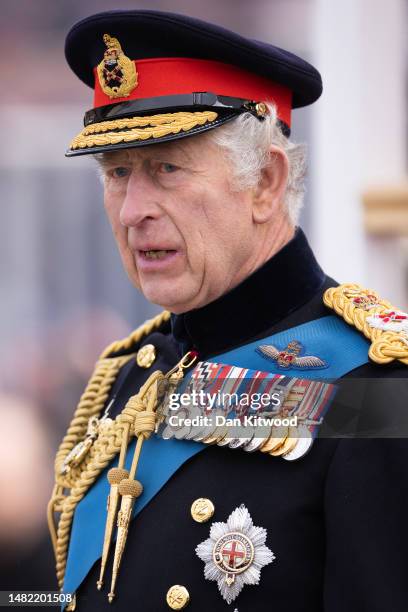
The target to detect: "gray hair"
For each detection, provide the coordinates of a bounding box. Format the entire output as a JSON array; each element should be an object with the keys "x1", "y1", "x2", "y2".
[{"x1": 209, "y1": 103, "x2": 307, "y2": 224}]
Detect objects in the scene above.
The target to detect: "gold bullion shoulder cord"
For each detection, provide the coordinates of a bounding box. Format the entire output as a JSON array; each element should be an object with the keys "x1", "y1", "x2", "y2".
[
  {"x1": 48, "y1": 310, "x2": 171, "y2": 588},
  {"x1": 324, "y1": 283, "x2": 408, "y2": 365}
]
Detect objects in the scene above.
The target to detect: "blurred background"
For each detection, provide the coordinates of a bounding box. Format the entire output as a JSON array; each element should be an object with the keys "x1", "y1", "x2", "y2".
[{"x1": 0, "y1": 0, "x2": 407, "y2": 592}]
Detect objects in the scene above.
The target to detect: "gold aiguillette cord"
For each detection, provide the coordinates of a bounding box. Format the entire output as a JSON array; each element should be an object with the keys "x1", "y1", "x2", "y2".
[{"x1": 100, "y1": 352, "x2": 197, "y2": 603}]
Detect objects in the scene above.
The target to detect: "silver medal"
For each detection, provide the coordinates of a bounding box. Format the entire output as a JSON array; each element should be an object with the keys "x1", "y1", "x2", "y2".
[
  {"x1": 228, "y1": 425, "x2": 255, "y2": 449},
  {"x1": 282, "y1": 424, "x2": 313, "y2": 461},
  {"x1": 185, "y1": 406, "x2": 208, "y2": 440},
  {"x1": 243, "y1": 424, "x2": 273, "y2": 453}
]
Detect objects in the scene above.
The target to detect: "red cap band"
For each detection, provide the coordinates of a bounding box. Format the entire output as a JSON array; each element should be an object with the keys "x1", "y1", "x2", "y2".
[{"x1": 93, "y1": 57, "x2": 292, "y2": 126}]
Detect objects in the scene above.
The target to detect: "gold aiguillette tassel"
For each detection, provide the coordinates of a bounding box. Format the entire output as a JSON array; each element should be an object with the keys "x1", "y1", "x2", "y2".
[
  {"x1": 107, "y1": 371, "x2": 164, "y2": 604},
  {"x1": 107, "y1": 352, "x2": 197, "y2": 603},
  {"x1": 108, "y1": 476, "x2": 143, "y2": 603},
  {"x1": 96, "y1": 466, "x2": 128, "y2": 590},
  {"x1": 97, "y1": 400, "x2": 134, "y2": 591}
]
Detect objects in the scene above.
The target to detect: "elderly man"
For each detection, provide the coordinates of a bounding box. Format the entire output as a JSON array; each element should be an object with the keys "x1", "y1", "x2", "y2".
[{"x1": 48, "y1": 10, "x2": 408, "y2": 612}]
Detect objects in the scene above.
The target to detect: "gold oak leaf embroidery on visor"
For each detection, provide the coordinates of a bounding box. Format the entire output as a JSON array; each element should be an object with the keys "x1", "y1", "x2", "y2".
[{"x1": 69, "y1": 111, "x2": 219, "y2": 150}]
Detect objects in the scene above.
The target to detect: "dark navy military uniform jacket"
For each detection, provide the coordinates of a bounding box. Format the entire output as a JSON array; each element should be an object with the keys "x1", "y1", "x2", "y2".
[{"x1": 70, "y1": 229, "x2": 408, "y2": 611}]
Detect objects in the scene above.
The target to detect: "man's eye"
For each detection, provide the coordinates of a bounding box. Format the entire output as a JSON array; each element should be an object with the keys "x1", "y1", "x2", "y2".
[
  {"x1": 158, "y1": 163, "x2": 179, "y2": 174},
  {"x1": 111, "y1": 167, "x2": 130, "y2": 178}
]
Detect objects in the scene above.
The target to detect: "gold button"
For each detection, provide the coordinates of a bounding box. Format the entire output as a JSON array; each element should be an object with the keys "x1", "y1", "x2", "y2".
[
  {"x1": 166, "y1": 585, "x2": 190, "y2": 610},
  {"x1": 65, "y1": 594, "x2": 76, "y2": 611},
  {"x1": 191, "y1": 498, "x2": 215, "y2": 523},
  {"x1": 255, "y1": 102, "x2": 268, "y2": 117},
  {"x1": 136, "y1": 344, "x2": 156, "y2": 368}
]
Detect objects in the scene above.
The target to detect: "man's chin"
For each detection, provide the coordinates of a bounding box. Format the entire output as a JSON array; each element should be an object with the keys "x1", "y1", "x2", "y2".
[{"x1": 138, "y1": 282, "x2": 194, "y2": 314}]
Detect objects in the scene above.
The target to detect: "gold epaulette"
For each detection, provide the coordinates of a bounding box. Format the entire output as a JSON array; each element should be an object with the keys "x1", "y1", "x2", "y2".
[{"x1": 323, "y1": 284, "x2": 408, "y2": 366}]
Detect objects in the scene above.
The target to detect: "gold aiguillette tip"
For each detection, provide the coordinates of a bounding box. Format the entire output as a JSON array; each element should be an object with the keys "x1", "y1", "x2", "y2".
[
  {"x1": 97, "y1": 467, "x2": 129, "y2": 591},
  {"x1": 108, "y1": 480, "x2": 143, "y2": 603}
]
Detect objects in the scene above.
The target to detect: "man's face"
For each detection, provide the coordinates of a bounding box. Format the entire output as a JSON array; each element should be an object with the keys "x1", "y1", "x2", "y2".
[{"x1": 101, "y1": 134, "x2": 258, "y2": 313}]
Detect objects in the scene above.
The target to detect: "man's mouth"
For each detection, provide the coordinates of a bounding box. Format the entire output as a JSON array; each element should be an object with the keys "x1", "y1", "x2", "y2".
[{"x1": 139, "y1": 249, "x2": 177, "y2": 260}]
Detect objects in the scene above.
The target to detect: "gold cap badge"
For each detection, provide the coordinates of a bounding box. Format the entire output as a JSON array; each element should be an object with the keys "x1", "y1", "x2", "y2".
[{"x1": 97, "y1": 33, "x2": 138, "y2": 99}]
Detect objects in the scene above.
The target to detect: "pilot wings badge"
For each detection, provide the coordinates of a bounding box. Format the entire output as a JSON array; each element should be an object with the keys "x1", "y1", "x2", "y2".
[
  {"x1": 256, "y1": 340, "x2": 327, "y2": 370},
  {"x1": 195, "y1": 504, "x2": 275, "y2": 604}
]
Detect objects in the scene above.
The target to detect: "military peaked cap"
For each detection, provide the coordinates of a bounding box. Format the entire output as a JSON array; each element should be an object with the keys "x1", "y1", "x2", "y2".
[{"x1": 65, "y1": 10, "x2": 323, "y2": 156}]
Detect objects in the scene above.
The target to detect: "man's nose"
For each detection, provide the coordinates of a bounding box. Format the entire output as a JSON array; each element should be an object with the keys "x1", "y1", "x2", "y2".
[{"x1": 119, "y1": 171, "x2": 161, "y2": 227}]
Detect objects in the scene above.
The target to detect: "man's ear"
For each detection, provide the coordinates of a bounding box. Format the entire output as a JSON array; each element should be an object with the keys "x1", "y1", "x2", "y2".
[{"x1": 252, "y1": 146, "x2": 289, "y2": 224}]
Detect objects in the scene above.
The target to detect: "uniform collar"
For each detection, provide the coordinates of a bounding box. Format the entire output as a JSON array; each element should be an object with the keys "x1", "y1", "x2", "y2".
[{"x1": 171, "y1": 228, "x2": 325, "y2": 357}]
